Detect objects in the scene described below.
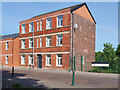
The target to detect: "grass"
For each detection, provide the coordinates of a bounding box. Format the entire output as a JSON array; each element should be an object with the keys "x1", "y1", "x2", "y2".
[{"x1": 11, "y1": 83, "x2": 27, "y2": 88}]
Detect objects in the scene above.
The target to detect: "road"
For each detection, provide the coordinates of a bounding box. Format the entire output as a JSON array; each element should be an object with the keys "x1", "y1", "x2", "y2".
[{"x1": 1, "y1": 67, "x2": 119, "y2": 88}]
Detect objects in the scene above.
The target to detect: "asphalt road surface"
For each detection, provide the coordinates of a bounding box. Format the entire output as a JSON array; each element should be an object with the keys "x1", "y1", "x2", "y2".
[{"x1": 1, "y1": 67, "x2": 119, "y2": 88}]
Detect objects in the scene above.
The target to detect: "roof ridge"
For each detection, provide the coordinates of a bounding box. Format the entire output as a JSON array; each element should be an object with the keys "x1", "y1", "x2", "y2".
[
  {"x1": 20, "y1": 3, "x2": 85, "y2": 22},
  {"x1": 1, "y1": 33, "x2": 19, "y2": 40}
]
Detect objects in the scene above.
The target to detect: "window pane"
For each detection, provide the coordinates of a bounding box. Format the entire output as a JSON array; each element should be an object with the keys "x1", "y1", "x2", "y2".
[
  {"x1": 61, "y1": 19, "x2": 63, "y2": 26},
  {"x1": 6, "y1": 56, "x2": 8, "y2": 64},
  {"x1": 6, "y1": 42, "x2": 8, "y2": 50},
  {"x1": 49, "y1": 40, "x2": 51, "y2": 46},
  {"x1": 57, "y1": 34, "x2": 62, "y2": 46},
  {"x1": 47, "y1": 18, "x2": 51, "y2": 29},
  {"x1": 57, "y1": 15, "x2": 63, "y2": 27},
  {"x1": 60, "y1": 58, "x2": 62, "y2": 65},
  {"x1": 49, "y1": 58, "x2": 51, "y2": 64},
  {"x1": 60, "y1": 38, "x2": 62, "y2": 45},
  {"x1": 40, "y1": 20, "x2": 42, "y2": 30},
  {"x1": 46, "y1": 36, "x2": 51, "y2": 47},
  {"x1": 30, "y1": 22, "x2": 34, "y2": 32},
  {"x1": 37, "y1": 21, "x2": 39, "y2": 31},
  {"x1": 22, "y1": 24, "x2": 25, "y2": 33}
]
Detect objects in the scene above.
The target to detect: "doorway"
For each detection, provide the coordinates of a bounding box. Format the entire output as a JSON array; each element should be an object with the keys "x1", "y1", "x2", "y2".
[{"x1": 37, "y1": 54, "x2": 42, "y2": 68}]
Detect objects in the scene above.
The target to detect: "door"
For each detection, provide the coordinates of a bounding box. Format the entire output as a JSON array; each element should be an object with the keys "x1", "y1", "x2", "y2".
[{"x1": 37, "y1": 54, "x2": 42, "y2": 68}]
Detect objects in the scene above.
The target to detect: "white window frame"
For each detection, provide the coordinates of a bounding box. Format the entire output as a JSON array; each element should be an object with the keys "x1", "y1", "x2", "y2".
[
  {"x1": 21, "y1": 55, "x2": 25, "y2": 65},
  {"x1": 46, "y1": 18, "x2": 51, "y2": 29},
  {"x1": 29, "y1": 38, "x2": 33, "y2": 48},
  {"x1": 22, "y1": 24, "x2": 25, "y2": 34},
  {"x1": 29, "y1": 22, "x2": 34, "y2": 32},
  {"x1": 46, "y1": 36, "x2": 51, "y2": 47},
  {"x1": 40, "y1": 37, "x2": 42, "y2": 47},
  {"x1": 6, "y1": 42, "x2": 8, "y2": 50},
  {"x1": 56, "y1": 54, "x2": 62, "y2": 66},
  {"x1": 37, "y1": 38, "x2": 39, "y2": 48},
  {"x1": 40, "y1": 20, "x2": 42, "y2": 31},
  {"x1": 57, "y1": 15, "x2": 63, "y2": 27},
  {"x1": 29, "y1": 55, "x2": 33, "y2": 65},
  {"x1": 37, "y1": 20, "x2": 39, "y2": 31},
  {"x1": 57, "y1": 34, "x2": 63, "y2": 46},
  {"x1": 21, "y1": 39, "x2": 25, "y2": 49},
  {"x1": 5, "y1": 55, "x2": 8, "y2": 64},
  {"x1": 46, "y1": 55, "x2": 51, "y2": 66}
]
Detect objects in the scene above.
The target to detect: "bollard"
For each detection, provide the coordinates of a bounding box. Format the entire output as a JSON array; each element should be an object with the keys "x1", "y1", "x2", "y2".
[
  {"x1": 81, "y1": 56, "x2": 83, "y2": 71},
  {"x1": 74, "y1": 56, "x2": 76, "y2": 71},
  {"x1": 72, "y1": 70, "x2": 75, "y2": 86},
  {"x1": 12, "y1": 67, "x2": 14, "y2": 76},
  {"x1": 72, "y1": 56, "x2": 76, "y2": 86},
  {"x1": 29, "y1": 64, "x2": 31, "y2": 70}
]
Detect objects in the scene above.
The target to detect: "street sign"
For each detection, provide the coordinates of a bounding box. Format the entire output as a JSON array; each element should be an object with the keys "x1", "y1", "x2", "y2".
[{"x1": 92, "y1": 62, "x2": 109, "y2": 67}]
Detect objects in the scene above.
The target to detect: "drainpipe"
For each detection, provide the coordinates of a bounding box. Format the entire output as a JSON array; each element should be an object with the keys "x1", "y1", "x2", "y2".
[
  {"x1": 71, "y1": 12, "x2": 76, "y2": 86},
  {"x1": 71, "y1": 12, "x2": 74, "y2": 71},
  {"x1": 12, "y1": 38, "x2": 14, "y2": 76},
  {"x1": 12, "y1": 38, "x2": 14, "y2": 67},
  {"x1": 69, "y1": 12, "x2": 73, "y2": 72},
  {"x1": 33, "y1": 25, "x2": 34, "y2": 68}
]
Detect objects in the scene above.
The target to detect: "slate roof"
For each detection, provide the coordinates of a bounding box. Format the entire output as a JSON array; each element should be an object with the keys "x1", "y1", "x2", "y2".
[
  {"x1": 0, "y1": 33, "x2": 19, "y2": 40},
  {"x1": 30, "y1": 3, "x2": 96, "y2": 24}
]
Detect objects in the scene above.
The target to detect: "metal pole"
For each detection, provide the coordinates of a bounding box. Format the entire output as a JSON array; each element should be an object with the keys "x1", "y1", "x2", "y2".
[
  {"x1": 71, "y1": 12, "x2": 76, "y2": 86},
  {"x1": 29, "y1": 64, "x2": 31, "y2": 70},
  {"x1": 72, "y1": 70, "x2": 75, "y2": 86},
  {"x1": 74, "y1": 56, "x2": 76, "y2": 71},
  {"x1": 12, "y1": 67, "x2": 14, "y2": 76},
  {"x1": 81, "y1": 56, "x2": 83, "y2": 71},
  {"x1": 33, "y1": 25, "x2": 34, "y2": 68},
  {"x1": 72, "y1": 56, "x2": 75, "y2": 86},
  {"x1": 71, "y1": 13, "x2": 74, "y2": 71}
]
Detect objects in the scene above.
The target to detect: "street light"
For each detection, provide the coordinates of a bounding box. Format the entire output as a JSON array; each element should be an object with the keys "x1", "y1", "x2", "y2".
[{"x1": 33, "y1": 24, "x2": 34, "y2": 68}]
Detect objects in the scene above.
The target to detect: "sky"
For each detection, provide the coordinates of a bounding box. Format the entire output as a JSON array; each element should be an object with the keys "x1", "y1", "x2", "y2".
[{"x1": 2, "y1": 2, "x2": 118, "y2": 52}]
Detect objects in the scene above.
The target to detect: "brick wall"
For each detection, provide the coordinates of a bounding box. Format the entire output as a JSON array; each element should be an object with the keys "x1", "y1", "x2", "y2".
[
  {"x1": 72, "y1": 13, "x2": 95, "y2": 71},
  {"x1": 19, "y1": 9, "x2": 71, "y2": 70},
  {"x1": 13, "y1": 37, "x2": 19, "y2": 67},
  {"x1": 19, "y1": 53, "x2": 69, "y2": 70},
  {"x1": 1, "y1": 37, "x2": 19, "y2": 67},
  {"x1": 2, "y1": 38, "x2": 13, "y2": 66}
]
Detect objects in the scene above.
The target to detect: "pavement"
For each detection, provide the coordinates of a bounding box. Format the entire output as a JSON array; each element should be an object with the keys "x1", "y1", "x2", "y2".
[{"x1": 1, "y1": 67, "x2": 119, "y2": 89}]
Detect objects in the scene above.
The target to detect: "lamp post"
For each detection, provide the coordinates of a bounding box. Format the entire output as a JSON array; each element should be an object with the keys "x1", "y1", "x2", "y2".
[{"x1": 33, "y1": 24, "x2": 34, "y2": 68}]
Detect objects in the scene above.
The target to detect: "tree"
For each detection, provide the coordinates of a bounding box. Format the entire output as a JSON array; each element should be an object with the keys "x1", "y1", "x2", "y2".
[
  {"x1": 116, "y1": 44, "x2": 120, "y2": 57},
  {"x1": 102, "y1": 43, "x2": 116, "y2": 71},
  {"x1": 115, "y1": 44, "x2": 120, "y2": 73},
  {"x1": 91, "y1": 43, "x2": 120, "y2": 73},
  {"x1": 95, "y1": 51, "x2": 103, "y2": 62}
]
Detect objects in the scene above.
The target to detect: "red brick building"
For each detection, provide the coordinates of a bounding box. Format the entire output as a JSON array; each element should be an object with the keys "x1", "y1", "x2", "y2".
[
  {"x1": 0, "y1": 33, "x2": 19, "y2": 67},
  {"x1": 19, "y1": 3, "x2": 96, "y2": 71}
]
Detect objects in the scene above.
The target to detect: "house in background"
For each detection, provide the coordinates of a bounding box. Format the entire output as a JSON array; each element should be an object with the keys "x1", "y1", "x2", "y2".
[
  {"x1": 19, "y1": 3, "x2": 96, "y2": 71},
  {"x1": 0, "y1": 33, "x2": 19, "y2": 67}
]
